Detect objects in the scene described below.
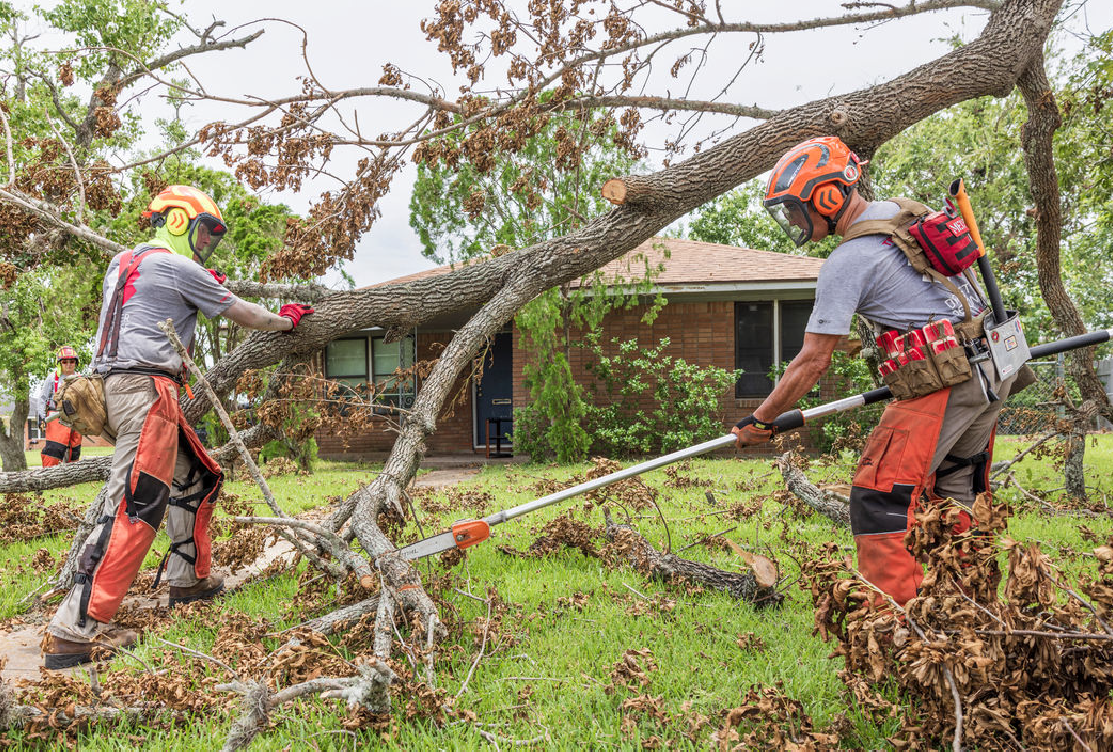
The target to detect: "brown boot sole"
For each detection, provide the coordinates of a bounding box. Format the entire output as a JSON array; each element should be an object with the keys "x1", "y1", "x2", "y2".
[{"x1": 169, "y1": 582, "x2": 224, "y2": 607}]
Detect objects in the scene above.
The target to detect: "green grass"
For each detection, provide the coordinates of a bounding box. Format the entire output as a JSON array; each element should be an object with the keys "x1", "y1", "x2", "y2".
[{"x1": 3, "y1": 437, "x2": 1113, "y2": 749}]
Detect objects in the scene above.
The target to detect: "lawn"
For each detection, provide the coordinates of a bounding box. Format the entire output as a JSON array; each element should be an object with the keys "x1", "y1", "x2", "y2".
[{"x1": 1, "y1": 436, "x2": 1111, "y2": 749}]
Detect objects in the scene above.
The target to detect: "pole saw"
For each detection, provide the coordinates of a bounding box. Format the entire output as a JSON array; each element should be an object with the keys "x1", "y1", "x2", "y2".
[{"x1": 398, "y1": 327, "x2": 1113, "y2": 561}]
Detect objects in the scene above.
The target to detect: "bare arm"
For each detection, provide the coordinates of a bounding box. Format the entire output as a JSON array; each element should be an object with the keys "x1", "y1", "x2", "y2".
[
  {"x1": 222, "y1": 300, "x2": 294, "y2": 332},
  {"x1": 751, "y1": 332, "x2": 841, "y2": 423}
]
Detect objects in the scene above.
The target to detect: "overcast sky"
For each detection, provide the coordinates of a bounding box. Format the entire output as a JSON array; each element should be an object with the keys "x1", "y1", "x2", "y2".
[{"x1": 19, "y1": 1, "x2": 1113, "y2": 288}]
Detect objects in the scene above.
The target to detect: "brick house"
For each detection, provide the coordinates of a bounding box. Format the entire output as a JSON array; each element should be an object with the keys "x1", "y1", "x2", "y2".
[{"x1": 315, "y1": 237, "x2": 847, "y2": 459}]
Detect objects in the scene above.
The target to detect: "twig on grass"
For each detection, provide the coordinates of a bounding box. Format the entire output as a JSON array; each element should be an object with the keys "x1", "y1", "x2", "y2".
[
  {"x1": 456, "y1": 596, "x2": 492, "y2": 698},
  {"x1": 476, "y1": 725, "x2": 551, "y2": 748},
  {"x1": 153, "y1": 636, "x2": 239, "y2": 677},
  {"x1": 623, "y1": 583, "x2": 649, "y2": 600},
  {"x1": 676, "y1": 525, "x2": 738, "y2": 553}
]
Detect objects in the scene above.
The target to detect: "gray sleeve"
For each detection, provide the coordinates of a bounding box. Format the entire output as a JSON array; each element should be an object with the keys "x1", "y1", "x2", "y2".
[
  {"x1": 805, "y1": 251, "x2": 871, "y2": 336},
  {"x1": 37, "y1": 377, "x2": 52, "y2": 420},
  {"x1": 173, "y1": 257, "x2": 239, "y2": 318}
]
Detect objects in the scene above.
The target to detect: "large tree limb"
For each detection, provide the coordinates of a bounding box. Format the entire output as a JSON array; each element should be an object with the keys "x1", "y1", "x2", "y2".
[{"x1": 774, "y1": 453, "x2": 852, "y2": 527}]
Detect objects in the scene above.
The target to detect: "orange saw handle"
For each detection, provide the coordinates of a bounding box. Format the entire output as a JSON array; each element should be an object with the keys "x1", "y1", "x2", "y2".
[
  {"x1": 949, "y1": 178, "x2": 986, "y2": 258},
  {"x1": 451, "y1": 519, "x2": 490, "y2": 550}
]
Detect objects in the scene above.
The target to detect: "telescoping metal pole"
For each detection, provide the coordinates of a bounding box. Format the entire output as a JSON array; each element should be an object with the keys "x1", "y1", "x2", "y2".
[
  {"x1": 486, "y1": 328, "x2": 1113, "y2": 526},
  {"x1": 400, "y1": 328, "x2": 1113, "y2": 561}
]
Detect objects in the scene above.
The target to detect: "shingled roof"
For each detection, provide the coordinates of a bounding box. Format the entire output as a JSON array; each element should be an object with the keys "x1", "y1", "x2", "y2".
[{"x1": 374, "y1": 237, "x2": 824, "y2": 289}]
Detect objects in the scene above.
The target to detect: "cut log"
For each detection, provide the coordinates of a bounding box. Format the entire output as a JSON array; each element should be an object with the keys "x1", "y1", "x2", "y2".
[
  {"x1": 600, "y1": 175, "x2": 671, "y2": 210},
  {"x1": 603, "y1": 511, "x2": 781, "y2": 606}
]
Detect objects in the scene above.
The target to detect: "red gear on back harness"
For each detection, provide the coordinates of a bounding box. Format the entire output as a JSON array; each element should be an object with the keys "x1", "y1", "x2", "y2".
[{"x1": 849, "y1": 387, "x2": 993, "y2": 607}]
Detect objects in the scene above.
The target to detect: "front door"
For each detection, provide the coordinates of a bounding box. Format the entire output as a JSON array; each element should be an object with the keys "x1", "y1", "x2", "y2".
[{"x1": 474, "y1": 331, "x2": 513, "y2": 449}]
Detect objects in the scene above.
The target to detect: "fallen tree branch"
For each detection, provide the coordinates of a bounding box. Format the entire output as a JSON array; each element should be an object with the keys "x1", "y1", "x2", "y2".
[
  {"x1": 603, "y1": 510, "x2": 781, "y2": 605},
  {"x1": 775, "y1": 452, "x2": 851, "y2": 527}
]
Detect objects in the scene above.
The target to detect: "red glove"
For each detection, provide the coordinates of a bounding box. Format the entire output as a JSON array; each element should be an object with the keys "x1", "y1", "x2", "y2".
[
  {"x1": 731, "y1": 415, "x2": 776, "y2": 448},
  {"x1": 207, "y1": 268, "x2": 227, "y2": 285},
  {"x1": 279, "y1": 303, "x2": 315, "y2": 331}
]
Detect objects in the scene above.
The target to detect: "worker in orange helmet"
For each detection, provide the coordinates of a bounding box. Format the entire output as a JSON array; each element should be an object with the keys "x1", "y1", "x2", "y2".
[
  {"x1": 732, "y1": 136, "x2": 1017, "y2": 609},
  {"x1": 37, "y1": 346, "x2": 84, "y2": 466},
  {"x1": 44, "y1": 185, "x2": 315, "y2": 669}
]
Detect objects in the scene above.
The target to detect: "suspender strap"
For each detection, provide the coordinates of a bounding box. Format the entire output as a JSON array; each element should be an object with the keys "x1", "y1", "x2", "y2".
[{"x1": 97, "y1": 245, "x2": 171, "y2": 360}]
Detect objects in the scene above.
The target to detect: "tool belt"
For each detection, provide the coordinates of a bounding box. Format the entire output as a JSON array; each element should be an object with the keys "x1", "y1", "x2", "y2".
[{"x1": 876, "y1": 316, "x2": 983, "y2": 400}]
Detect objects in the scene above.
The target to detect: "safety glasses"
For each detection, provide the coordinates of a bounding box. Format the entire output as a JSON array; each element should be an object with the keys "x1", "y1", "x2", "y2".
[{"x1": 765, "y1": 198, "x2": 813, "y2": 248}]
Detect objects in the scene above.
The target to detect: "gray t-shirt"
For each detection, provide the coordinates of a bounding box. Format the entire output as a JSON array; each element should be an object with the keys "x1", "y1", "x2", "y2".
[
  {"x1": 37, "y1": 370, "x2": 59, "y2": 420},
  {"x1": 806, "y1": 201, "x2": 986, "y2": 335},
  {"x1": 91, "y1": 246, "x2": 238, "y2": 375}
]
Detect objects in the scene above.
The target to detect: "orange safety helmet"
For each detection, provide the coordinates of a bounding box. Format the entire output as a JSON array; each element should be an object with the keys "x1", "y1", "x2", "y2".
[
  {"x1": 763, "y1": 136, "x2": 863, "y2": 247},
  {"x1": 57, "y1": 345, "x2": 79, "y2": 363},
  {"x1": 142, "y1": 185, "x2": 228, "y2": 263}
]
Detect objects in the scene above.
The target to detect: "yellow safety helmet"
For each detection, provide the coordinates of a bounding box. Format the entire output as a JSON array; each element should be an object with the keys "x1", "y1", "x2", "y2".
[{"x1": 142, "y1": 185, "x2": 228, "y2": 263}]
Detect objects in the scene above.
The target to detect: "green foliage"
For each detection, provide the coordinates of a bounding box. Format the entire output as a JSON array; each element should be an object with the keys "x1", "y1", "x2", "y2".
[
  {"x1": 686, "y1": 177, "x2": 840, "y2": 257},
  {"x1": 512, "y1": 288, "x2": 591, "y2": 463},
  {"x1": 582, "y1": 336, "x2": 740, "y2": 457},
  {"x1": 409, "y1": 105, "x2": 639, "y2": 264},
  {"x1": 39, "y1": 0, "x2": 182, "y2": 80}
]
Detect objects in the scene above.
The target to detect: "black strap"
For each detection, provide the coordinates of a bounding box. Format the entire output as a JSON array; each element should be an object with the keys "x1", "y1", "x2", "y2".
[
  {"x1": 152, "y1": 538, "x2": 198, "y2": 590},
  {"x1": 936, "y1": 451, "x2": 990, "y2": 479}
]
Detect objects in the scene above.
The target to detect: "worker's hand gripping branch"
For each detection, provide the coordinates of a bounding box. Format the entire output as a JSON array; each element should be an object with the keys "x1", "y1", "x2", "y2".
[
  {"x1": 278, "y1": 303, "x2": 315, "y2": 331},
  {"x1": 732, "y1": 415, "x2": 777, "y2": 447}
]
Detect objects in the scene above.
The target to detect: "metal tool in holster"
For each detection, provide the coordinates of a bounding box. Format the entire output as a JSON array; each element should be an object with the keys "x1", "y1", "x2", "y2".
[{"x1": 982, "y1": 309, "x2": 1030, "y2": 381}]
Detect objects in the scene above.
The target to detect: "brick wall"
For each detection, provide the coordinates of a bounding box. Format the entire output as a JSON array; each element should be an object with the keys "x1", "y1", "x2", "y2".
[{"x1": 317, "y1": 298, "x2": 850, "y2": 460}]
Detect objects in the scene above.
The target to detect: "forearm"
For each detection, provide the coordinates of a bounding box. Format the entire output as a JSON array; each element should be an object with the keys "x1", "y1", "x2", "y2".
[
  {"x1": 752, "y1": 359, "x2": 826, "y2": 423},
  {"x1": 224, "y1": 300, "x2": 294, "y2": 332}
]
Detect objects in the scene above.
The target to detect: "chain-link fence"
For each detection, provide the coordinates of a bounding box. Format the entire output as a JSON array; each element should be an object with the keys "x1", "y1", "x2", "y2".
[{"x1": 996, "y1": 355, "x2": 1113, "y2": 435}]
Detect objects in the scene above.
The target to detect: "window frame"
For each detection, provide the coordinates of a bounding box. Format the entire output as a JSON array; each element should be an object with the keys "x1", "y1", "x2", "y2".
[
  {"x1": 370, "y1": 335, "x2": 416, "y2": 409},
  {"x1": 734, "y1": 298, "x2": 814, "y2": 398}
]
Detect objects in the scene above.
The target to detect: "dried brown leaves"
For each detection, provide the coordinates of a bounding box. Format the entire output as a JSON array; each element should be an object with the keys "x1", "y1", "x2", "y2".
[{"x1": 805, "y1": 492, "x2": 1113, "y2": 750}]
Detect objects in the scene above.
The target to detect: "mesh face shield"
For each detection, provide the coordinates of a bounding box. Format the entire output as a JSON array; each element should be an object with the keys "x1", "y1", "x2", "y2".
[
  {"x1": 764, "y1": 197, "x2": 813, "y2": 248},
  {"x1": 188, "y1": 213, "x2": 227, "y2": 263}
]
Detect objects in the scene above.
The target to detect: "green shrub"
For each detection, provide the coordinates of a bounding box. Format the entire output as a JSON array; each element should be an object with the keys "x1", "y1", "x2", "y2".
[{"x1": 583, "y1": 337, "x2": 741, "y2": 456}]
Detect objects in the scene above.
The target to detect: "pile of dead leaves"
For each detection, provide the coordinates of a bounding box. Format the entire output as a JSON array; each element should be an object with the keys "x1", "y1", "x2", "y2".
[
  {"x1": 805, "y1": 492, "x2": 1113, "y2": 750},
  {"x1": 0, "y1": 493, "x2": 83, "y2": 544}
]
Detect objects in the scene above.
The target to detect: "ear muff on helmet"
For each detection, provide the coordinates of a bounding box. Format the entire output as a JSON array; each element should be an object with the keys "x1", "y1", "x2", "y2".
[
  {"x1": 164, "y1": 207, "x2": 190, "y2": 236},
  {"x1": 812, "y1": 184, "x2": 845, "y2": 218}
]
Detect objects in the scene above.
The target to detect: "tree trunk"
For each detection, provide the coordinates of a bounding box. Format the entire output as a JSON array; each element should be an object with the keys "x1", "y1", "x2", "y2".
[
  {"x1": 0, "y1": 397, "x2": 29, "y2": 472},
  {"x1": 1015, "y1": 53, "x2": 1105, "y2": 498}
]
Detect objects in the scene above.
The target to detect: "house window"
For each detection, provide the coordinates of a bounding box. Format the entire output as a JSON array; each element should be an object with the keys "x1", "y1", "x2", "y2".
[
  {"x1": 26, "y1": 418, "x2": 44, "y2": 443},
  {"x1": 325, "y1": 338, "x2": 369, "y2": 388},
  {"x1": 734, "y1": 300, "x2": 814, "y2": 397},
  {"x1": 371, "y1": 336, "x2": 416, "y2": 408}
]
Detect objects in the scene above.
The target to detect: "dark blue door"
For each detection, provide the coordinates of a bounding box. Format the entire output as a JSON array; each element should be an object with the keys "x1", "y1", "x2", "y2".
[{"x1": 475, "y1": 331, "x2": 513, "y2": 447}]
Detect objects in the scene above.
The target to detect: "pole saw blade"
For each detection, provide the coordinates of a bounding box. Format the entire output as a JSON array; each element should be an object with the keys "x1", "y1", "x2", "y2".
[{"x1": 398, "y1": 519, "x2": 491, "y2": 561}]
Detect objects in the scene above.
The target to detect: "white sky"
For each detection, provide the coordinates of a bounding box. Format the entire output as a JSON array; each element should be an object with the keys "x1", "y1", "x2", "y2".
[{"x1": 17, "y1": 1, "x2": 1113, "y2": 288}]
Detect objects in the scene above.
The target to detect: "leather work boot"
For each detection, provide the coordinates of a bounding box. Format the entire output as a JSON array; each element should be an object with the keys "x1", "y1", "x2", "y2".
[
  {"x1": 43, "y1": 626, "x2": 138, "y2": 670},
  {"x1": 168, "y1": 574, "x2": 225, "y2": 607}
]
